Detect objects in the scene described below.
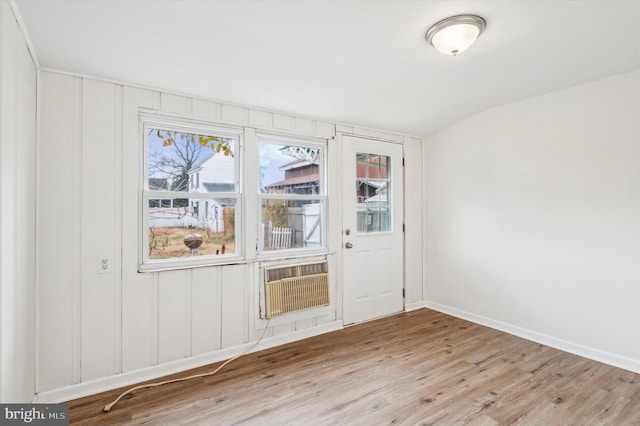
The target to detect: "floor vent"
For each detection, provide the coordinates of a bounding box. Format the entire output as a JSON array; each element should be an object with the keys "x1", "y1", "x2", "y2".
[{"x1": 264, "y1": 261, "x2": 329, "y2": 318}]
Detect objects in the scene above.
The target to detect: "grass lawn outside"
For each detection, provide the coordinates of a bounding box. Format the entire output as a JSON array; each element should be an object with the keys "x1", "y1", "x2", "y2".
[{"x1": 149, "y1": 226, "x2": 235, "y2": 259}]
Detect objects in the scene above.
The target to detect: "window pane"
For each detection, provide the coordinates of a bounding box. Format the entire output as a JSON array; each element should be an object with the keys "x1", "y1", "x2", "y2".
[
  {"x1": 148, "y1": 198, "x2": 236, "y2": 260},
  {"x1": 260, "y1": 200, "x2": 321, "y2": 250},
  {"x1": 147, "y1": 128, "x2": 236, "y2": 193},
  {"x1": 356, "y1": 153, "x2": 391, "y2": 233},
  {"x1": 259, "y1": 142, "x2": 320, "y2": 195}
]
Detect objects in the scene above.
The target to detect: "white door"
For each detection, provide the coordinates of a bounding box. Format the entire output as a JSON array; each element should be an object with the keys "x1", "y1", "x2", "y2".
[{"x1": 342, "y1": 135, "x2": 404, "y2": 325}]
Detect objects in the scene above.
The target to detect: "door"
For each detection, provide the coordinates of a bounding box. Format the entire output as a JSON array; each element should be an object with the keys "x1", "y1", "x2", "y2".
[{"x1": 342, "y1": 135, "x2": 404, "y2": 325}]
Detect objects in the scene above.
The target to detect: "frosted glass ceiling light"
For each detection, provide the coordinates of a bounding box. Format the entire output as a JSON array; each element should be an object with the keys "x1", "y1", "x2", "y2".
[{"x1": 426, "y1": 15, "x2": 486, "y2": 56}]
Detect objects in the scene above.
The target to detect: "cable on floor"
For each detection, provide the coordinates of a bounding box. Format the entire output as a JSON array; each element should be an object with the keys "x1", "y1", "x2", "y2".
[{"x1": 103, "y1": 319, "x2": 271, "y2": 412}]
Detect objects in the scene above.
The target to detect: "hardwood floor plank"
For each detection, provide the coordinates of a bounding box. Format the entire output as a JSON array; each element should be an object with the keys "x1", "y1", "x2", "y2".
[{"x1": 66, "y1": 309, "x2": 640, "y2": 425}]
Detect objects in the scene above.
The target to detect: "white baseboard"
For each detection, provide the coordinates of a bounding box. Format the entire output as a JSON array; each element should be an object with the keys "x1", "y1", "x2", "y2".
[
  {"x1": 404, "y1": 300, "x2": 428, "y2": 312},
  {"x1": 424, "y1": 301, "x2": 640, "y2": 375},
  {"x1": 34, "y1": 320, "x2": 343, "y2": 403}
]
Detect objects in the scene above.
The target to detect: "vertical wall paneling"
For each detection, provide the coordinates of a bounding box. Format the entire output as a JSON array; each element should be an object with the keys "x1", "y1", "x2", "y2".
[
  {"x1": 152, "y1": 274, "x2": 160, "y2": 366},
  {"x1": 295, "y1": 117, "x2": 315, "y2": 135},
  {"x1": 79, "y1": 79, "x2": 122, "y2": 381},
  {"x1": 249, "y1": 262, "x2": 262, "y2": 341},
  {"x1": 272, "y1": 323, "x2": 295, "y2": 337},
  {"x1": 185, "y1": 269, "x2": 193, "y2": 358},
  {"x1": 0, "y1": 1, "x2": 18, "y2": 401},
  {"x1": 422, "y1": 135, "x2": 429, "y2": 309},
  {"x1": 158, "y1": 270, "x2": 191, "y2": 363},
  {"x1": 191, "y1": 267, "x2": 221, "y2": 356},
  {"x1": 403, "y1": 137, "x2": 423, "y2": 304},
  {"x1": 192, "y1": 98, "x2": 222, "y2": 122},
  {"x1": 220, "y1": 265, "x2": 249, "y2": 347},
  {"x1": 273, "y1": 113, "x2": 294, "y2": 131},
  {"x1": 249, "y1": 109, "x2": 272, "y2": 128},
  {"x1": 295, "y1": 319, "x2": 314, "y2": 331},
  {"x1": 37, "y1": 73, "x2": 80, "y2": 392},
  {"x1": 192, "y1": 99, "x2": 222, "y2": 121},
  {"x1": 327, "y1": 136, "x2": 343, "y2": 321},
  {"x1": 71, "y1": 78, "x2": 83, "y2": 386},
  {"x1": 36, "y1": 70, "x2": 402, "y2": 401},
  {"x1": 216, "y1": 268, "x2": 223, "y2": 349},
  {"x1": 113, "y1": 85, "x2": 123, "y2": 375},
  {"x1": 160, "y1": 93, "x2": 189, "y2": 115},
  {"x1": 15, "y1": 24, "x2": 37, "y2": 400},
  {"x1": 0, "y1": 0, "x2": 37, "y2": 401},
  {"x1": 221, "y1": 104, "x2": 248, "y2": 126},
  {"x1": 121, "y1": 86, "x2": 159, "y2": 373},
  {"x1": 319, "y1": 253, "x2": 339, "y2": 326}
]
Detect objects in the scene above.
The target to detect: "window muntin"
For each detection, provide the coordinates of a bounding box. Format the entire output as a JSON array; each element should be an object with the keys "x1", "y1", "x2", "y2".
[
  {"x1": 141, "y1": 118, "x2": 242, "y2": 270},
  {"x1": 258, "y1": 137, "x2": 326, "y2": 253}
]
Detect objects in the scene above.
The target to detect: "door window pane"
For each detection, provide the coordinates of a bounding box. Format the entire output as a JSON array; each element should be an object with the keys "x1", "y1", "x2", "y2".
[{"x1": 356, "y1": 153, "x2": 391, "y2": 233}]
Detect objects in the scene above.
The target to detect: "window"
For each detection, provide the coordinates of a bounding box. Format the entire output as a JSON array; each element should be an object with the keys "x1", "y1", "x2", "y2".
[
  {"x1": 141, "y1": 117, "x2": 242, "y2": 270},
  {"x1": 258, "y1": 135, "x2": 326, "y2": 252}
]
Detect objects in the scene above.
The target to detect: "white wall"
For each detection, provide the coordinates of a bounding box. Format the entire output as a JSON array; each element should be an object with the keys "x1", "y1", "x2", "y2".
[
  {"x1": 36, "y1": 71, "x2": 424, "y2": 401},
  {"x1": 0, "y1": 0, "x2": 37, "y2": 403},
  {"x1": 424, "y1": 70, "x2": 640, "y2": 372}
]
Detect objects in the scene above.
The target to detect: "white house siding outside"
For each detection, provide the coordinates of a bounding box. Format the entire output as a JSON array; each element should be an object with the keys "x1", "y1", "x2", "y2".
[{"x1": 148, "y1": 152, "x2": 235, "y2": 232}]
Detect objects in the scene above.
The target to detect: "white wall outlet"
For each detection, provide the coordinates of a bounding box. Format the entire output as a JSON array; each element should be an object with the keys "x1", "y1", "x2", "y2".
[{"x1": 97, "y1": 257, "x2": 112, "y2": 274}]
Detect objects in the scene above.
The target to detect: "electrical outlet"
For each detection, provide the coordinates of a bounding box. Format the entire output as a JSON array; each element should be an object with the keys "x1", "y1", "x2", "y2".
[{"x1": 97, "y1": 257, "x2": 112, "y2": 274}]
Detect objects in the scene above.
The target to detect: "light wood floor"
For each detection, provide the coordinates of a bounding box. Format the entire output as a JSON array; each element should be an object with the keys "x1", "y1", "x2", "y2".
[{"x1": 68, "y1": 309, "x2": 640, "y2": 425}]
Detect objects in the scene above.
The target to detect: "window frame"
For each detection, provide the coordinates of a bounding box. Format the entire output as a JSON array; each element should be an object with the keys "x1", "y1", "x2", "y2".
[
  {"x1": 139, "y1": 114, "x2": 244, "y2": 272},
  {"x1": 256, "y1": 133, "x2": 328, "y2": 257}
]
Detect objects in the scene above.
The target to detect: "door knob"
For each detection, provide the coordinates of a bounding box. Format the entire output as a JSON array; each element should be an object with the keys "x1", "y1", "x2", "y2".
[{"x1": 345, "y1": 242, "x2": 353, "y2": 249}]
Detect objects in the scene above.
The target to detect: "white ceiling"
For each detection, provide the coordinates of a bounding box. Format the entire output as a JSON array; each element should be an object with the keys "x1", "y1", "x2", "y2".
[{"x1": 14, "y1": 0, "x2": 640, "y2": 136}]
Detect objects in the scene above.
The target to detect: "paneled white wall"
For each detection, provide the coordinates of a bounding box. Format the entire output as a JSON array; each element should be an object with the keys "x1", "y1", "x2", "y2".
[
  {"x1": 403, "y1": 137, "x2": 424, "y2": 305},
  {"x1": 424, "y1": 70, "x2": 640, "y2": 372},
  {"x1": 0, "y1": 0, "x2": 37, "y2": 402},
  {"x1": 36, "y1": 70, "x2": 424, "y2": 401}
]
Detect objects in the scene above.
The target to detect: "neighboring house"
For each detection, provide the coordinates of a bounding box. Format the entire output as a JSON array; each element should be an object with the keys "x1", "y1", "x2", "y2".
[
  {"x1": 148, "y1": 153, "x2": 236, "y2": 232},
  {"x1": 264, "y1": 159, "x2": 319, "y2": 194},
  {"x1": 186, "y1": 152, "x2": 236, "y2": 232}
]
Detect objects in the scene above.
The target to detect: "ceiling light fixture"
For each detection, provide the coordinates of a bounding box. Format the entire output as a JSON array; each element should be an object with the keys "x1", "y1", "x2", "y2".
[{"x1": 426, "y1": 15, "x2": 486, "y2": 56}]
